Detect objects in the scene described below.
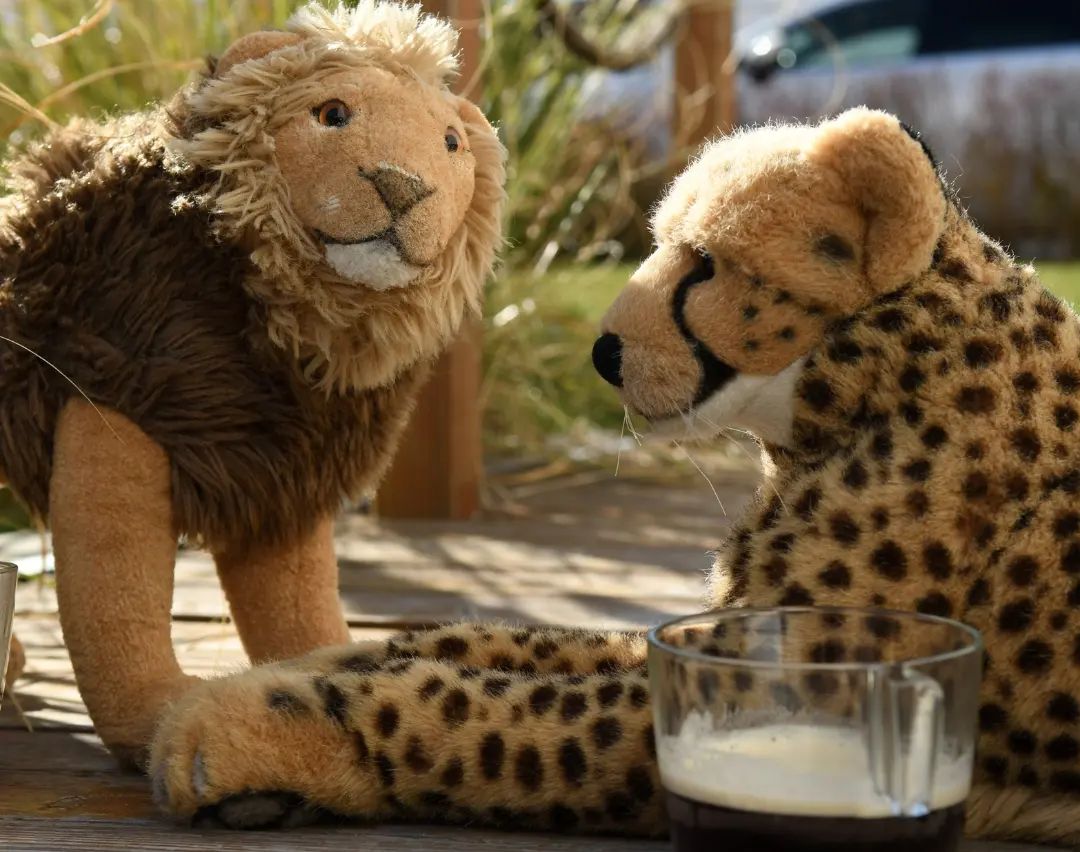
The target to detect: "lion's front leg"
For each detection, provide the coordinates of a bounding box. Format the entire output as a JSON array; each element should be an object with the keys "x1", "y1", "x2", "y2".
[{"x1": 151, "y1": 659, "x2": 663, "y2": 835}]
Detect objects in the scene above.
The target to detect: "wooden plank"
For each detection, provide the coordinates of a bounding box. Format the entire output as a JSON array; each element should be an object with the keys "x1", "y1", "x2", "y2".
[
  {"x1": 0, "y1": 730, "x2": 1058, "y2": 849},
  {"x1": 673, "y1": 0, "x2": 736, "y2": 150},
  {"x1": 0, "y1": 820, "x2": 1056, "y2": 852},
  {"x1": 378, "y1": 0, "x2": 486, "y2": 520}
]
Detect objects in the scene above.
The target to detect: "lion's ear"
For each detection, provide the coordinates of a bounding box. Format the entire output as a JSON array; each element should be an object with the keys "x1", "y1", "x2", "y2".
[
  {"x1": 213, "y1": 31, "x2": 302, "y2": 78},
  {"x1": 807, "y1": 108, "x2": 946, "y2": 293},
  {"x1": 455, "y1": 98, "x2": 494, "y2": 141}
]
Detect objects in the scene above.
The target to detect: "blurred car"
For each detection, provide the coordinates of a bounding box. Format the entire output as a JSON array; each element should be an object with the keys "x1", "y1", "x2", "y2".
[
  {"x1": 736, "y1": 0, "x2": 1080, "y2": 258},
  {"x1": 588, "y1": 0, "x2": 1080, "y2": 258},
  {"x1": 734, "y1": 0, "x2": 1080, "y2": 255}
]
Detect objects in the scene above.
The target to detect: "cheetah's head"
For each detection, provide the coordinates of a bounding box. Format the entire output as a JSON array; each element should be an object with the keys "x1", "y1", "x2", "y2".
[{"x1": 593, "y1": 108, "x2": 945, "y2": 446}]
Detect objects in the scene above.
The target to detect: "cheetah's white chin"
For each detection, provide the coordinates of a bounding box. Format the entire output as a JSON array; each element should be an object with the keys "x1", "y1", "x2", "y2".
[{"x1": 651, "y1": 357, "x2": 806, "y2": 448}]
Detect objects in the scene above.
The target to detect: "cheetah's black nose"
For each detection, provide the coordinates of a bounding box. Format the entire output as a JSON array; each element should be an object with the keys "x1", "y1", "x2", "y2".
[{"x1": 592, "y1": 333, "x2": 623, "y2": 387}]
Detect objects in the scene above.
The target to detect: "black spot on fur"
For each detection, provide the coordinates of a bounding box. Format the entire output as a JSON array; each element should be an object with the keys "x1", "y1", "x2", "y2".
[
  {"x1": 1051, "y1": 771, "x2": 1080, "y2": 794},
  {"x1": 800, "y1": 378, "x2": 834, "y2": 411},
  {"x1": 1048, "y1": 693, "x2": 1080, "y2": 723},
  {"x1": 405, "y1": 736, "x2": 434, "y2": 773},
  {"x1": 597, "y1": 681, "x2": 623, "y2": 707},
  {"x1": 441, "y1": 758, "x2": 464, "y2": 787},
  {"x1": 964, "y1": 472, "x2": 989, "y2": 501},
  {"x1": 592, "y1": 716, "x2": 623, "y2": 750},
  {"x1": 560, "y1": 692, "x2": 588, "y2": 721},
  {"x1": 435, "y1": 635, "x2": 470, "y2": 660},
  {"x1": 1055, "y1": 511, "x2": 1080, "y2": 539},
  {"x1": 419, "y1": 676, "x2": 445, "y2": 701},
  {"x1": 1011, "y1": 428, "x2": 1042, "y2": 462},
  {"x1": 920, "y1": 425, "x2": 948, "y2": 450},
  {"x1": 483, "y1": 677, "x2": 511, "y2": 697},
  {"x1": 873, "y1": 308, "x2": 907, "y2": 333},
  {"x1": 314, "y1": 677, "x2": 348, "y2": 726},
  {"x1": 338, "y1": 653, "x2": 379, "y2": 674},
  {"x1": 376, "y1": 703, "x2": 400, "y2": 737},
  {"x1": 923, "y1": 542, "x2": 953, "y2": 580},
  {"x1": 871, "y1": 541, "x2": 907, "y2": 581},
  {"x1": 979, "y1": 703, "x2": 1008, "y2": 732},
  {"x1": 902, "y1": 459, "x2": 931, "y2": 482},
  {"x1": 441, "y1": 689, "x2": 471, "y2": 727},
  {"x1": 559, "y1": 738, "x2": 587, "y2": 785},
  {"x1": 828, "y1": 338, "x2": 863, "y2": 363},
  {"x1": 956, "y1": 386, "x2": 997, "y2": 414},
  {"x1": 1046, "y1": 735, "x2": 1080, "y2": 762},
  {"x1": 605, "y1": 792, "x2": 638, "y2": 822},
  {"x1": 818, "y1": 561, "x2": 851, "y2": 589},
  {"x1": 841, "y1": 459, "x2": 868, "y2": 490},
  {"x1": 958, "y1": 571, "x2": 988, "y2": 609},
  {"x1": 915, "y1": 592, "x2": 952, "y2": 617},
  {"x1": 998, "y1": 599, "x2": 1034, "y2": 632},
  {"x1": 267, "y1": 689, "x2": 308, "y2": 716},
  {"x1": 829, "y1": 512, "x2": 860, "y2": 545},
  {"x1": 480, "y1": 732, "x2": 505, "y2": 780},
  {"x1": 778, "y1": 582, "x2": 814, "y2": 605},
  {"x1": 354, "y1": 731, "x2": 371, "y2": 764},
  {"x1": 982, "y1": 755, "x2": 1008, "y2": 783},
  {"x1": 1008, "y1": 730, "x2": 1037, "y2": 756},
  {"x1": 1017, "y1": 640, "x2": 1054, "y2": 674},
  {"x1": 549, "y1": 804, "x2": 579, "y2": 832},
  {"x1": 627, "y1": 766, "x2": 655, "y2": 801},
  {"x1": 375, "y1": 753, "x2": 395, "y2": 787}
]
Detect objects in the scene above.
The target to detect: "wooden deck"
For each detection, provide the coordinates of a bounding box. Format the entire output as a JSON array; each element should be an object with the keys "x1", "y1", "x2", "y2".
[{"x1": 0, "y1": 459, "x2": 1055, "y2": 850}]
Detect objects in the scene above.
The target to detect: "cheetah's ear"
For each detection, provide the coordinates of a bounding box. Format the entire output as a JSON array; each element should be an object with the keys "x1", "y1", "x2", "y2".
[
  {"x1": 212, "y1": 31, "x2": 303, "y2": 78},
  {"x1": 807, "y1": 108, "x2": 946, "y2": 294}
]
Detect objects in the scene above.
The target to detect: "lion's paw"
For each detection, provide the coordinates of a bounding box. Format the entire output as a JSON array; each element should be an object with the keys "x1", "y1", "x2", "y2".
[{"x1": 150, "y1": 666, "x2": 376, "y2": 828}]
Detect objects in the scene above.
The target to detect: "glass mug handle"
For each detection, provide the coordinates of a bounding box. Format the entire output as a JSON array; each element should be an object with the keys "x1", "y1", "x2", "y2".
[{"x1": 868, "y1": 664, "x2": 945, "y2": 817}]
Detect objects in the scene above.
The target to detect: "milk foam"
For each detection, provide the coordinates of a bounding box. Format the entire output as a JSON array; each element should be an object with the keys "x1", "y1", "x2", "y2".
[{"x1": 659, "y1": 715, "x2": 972, "y2": 818}]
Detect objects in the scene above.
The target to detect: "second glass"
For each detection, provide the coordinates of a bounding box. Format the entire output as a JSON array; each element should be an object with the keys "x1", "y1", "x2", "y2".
[{"x1": 0, "y1": 562, "x2": 17, "y2": 708}]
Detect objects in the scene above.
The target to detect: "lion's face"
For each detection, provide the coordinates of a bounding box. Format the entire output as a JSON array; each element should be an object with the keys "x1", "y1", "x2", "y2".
[
  {"x1": 171, "y1": 2, "x2": 506, "y2": 393},
  {"x1": 274, "y1": 65, "x2": 477, "y2": 291},
  {"x1": 593, "y1": 109, "x2": 946, "y2": 445}
]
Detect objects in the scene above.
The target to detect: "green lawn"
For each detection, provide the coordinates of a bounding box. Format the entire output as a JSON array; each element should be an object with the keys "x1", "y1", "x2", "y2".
[{"x1": 1037, "y1": 262, "x2": 1080, "y2": 308}]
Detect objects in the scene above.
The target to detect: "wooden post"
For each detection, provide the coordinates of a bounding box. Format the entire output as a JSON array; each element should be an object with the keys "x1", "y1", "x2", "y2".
[
  {"x1": 377, "y1": 0, "x2": 485, "y2": 520},
  {"x1": 673, "y1": 0, "x2": 736, "y2": 152}
]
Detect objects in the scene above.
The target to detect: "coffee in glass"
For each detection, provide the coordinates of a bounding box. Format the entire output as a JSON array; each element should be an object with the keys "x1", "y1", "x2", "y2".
[{"x1": 647, "y1": 607, "x2": 982, "y2": 852}]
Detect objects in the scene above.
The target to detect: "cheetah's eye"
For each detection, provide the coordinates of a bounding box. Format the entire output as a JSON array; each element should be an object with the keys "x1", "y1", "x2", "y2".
[
  {"x1": 314, "y1": 100, "x2": 351, "y2": 128},
  {"x1": 692, "y1": 246, "x2": 715, "y2": 282},
  {"x1": 445, "y1": 128, "x2": 461, "y2": 153}
]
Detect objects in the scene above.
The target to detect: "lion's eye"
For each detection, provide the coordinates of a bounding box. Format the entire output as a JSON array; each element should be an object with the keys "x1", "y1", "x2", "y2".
[
  {"x1": 314, "y1": 100, "x2": 351, "y2": 128},
  {"x1": 444, "y1": 128, "x2": 461, "y2": 152}
]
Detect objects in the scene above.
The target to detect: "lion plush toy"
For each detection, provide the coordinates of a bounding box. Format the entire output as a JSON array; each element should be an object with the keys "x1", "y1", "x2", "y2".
[
  {"x1": 147, "y1": 108, "x2": 1080, "y2": 846},
  {"x1": 0, "y1": 0, "x2": 504, "y2": 765}
]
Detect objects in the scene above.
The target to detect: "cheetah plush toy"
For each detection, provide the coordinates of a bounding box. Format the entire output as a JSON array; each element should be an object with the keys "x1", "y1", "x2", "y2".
[
  {"x1": 0, "y1": 0, "x2": 504, "y2": 765},
  {"x1": 150, "y1": 109, "x2": 1080, "y2": 845}
]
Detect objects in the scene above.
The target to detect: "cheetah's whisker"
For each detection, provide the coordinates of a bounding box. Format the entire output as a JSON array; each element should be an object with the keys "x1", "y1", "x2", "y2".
[{"x1": 672, "y1": 438, "x2": 726, "y2": 516}]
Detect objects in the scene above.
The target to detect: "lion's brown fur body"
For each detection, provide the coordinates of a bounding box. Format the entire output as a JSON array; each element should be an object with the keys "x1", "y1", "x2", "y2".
[{"x1": 0, "y1": 113, "x2": 424, "y2": 551}]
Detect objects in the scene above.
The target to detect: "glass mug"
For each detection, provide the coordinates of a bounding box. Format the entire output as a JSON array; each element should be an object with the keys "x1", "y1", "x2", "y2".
[
  {"x1": 647, "y1": 607, "x2": 983, "y2": 852},
  {"x1": 0, "y1": 562, "x2": 16, "y2": 707}
]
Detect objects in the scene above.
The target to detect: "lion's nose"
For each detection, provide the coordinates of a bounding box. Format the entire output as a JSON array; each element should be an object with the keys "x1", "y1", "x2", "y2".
[
  {"x1": 592, "y1": 333, "x2": 623, "y2": 387},
  {"x1": 364, "y1": 164, "x2": 433, "y2": 218}
]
